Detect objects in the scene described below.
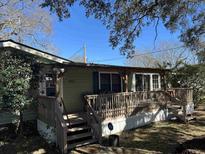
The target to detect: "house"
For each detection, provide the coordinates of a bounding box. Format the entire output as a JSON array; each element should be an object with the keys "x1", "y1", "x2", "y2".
[{"x1": 0, "y1": 40, "x2": 194, "y2": 153}]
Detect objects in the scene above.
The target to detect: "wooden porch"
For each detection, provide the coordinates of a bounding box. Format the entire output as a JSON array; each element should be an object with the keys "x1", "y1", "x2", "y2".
[
  {"x1": 37, "y1": 88, "x2": 193, "y2": 154},
  {"x1": 84, "y1": 88, "x2": 193, "y2": 121}
]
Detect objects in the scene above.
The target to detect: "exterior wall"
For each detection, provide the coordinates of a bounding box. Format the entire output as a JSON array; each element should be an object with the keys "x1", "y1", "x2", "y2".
[
  {"x1": 101, "y1": 108, "x2": 168, "y2": 136},
  {"x1": 63, "y1": 67, "x2": 93, "y2": 113},
  {"x1": 62, "y1": 69, "x2": 163, "y2": 113}
]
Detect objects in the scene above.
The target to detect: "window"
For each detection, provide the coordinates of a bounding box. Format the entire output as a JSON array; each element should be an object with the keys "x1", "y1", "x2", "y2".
[
  {"x1": 99, "y1": 73, "x2": 121, "y2": 93},
  {"x1": 45, "y1": 74, "x2": 56, "y2": 96},
  {"x1": 152, "y1": 75, "x2": 159, "y2": 90},
  {"x1": 100, "y1": 73, "x2": 111, "y2": 92},
  {"x1": 144, "y1": 75, "x2": 150, "y2": 91},
  {"x1": 135, "y1": 73, "x2": 161, "y2": 91},
  {"x1": 39, "y1": 73, "x2": 56, "y2": 97},
  {"x1": 112, "y1": 74, "x2": 121, "y2": 92},
  {"x1": 135, "y1": 74, "x2": 143, "y2": 91},
  {"x1": 135, "y1": 74, "x2": 150, "y2": 91}
]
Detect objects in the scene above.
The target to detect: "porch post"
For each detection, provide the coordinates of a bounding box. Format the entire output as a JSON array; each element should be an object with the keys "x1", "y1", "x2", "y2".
[
  {"x1": 161, "y1": 73, "x2": 166, "y2": 91},
  {"x1": 125, "y1": 74, "x2": 129, "y2": 92},
  {"x1": 150, "y1": 74, "x2": 153, "y2": 91},
  {"x1": 55, "y1": 68, "x2": 65, "y2": 98}
]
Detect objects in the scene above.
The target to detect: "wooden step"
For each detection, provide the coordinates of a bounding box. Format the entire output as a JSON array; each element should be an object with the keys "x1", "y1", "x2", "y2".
[
  {"x1": 68, "y1": 126, "x2": 90, "y2": 133},
  {"x1": 172, "y1": 110, "x2": 183, "y2": 115},
  {"x1": 63, "y1": 112, "x2": 86, "y2": 120},
  {"x1": 167, "y1": 105, "x2": 181, "y2": 110},
  {"x1": 65, "y1": 118, "x2": 87, "y2": 127},
  {"x1": 68, "y1": 132, "x2": 92, "y2": 141},
  {"x1": 68, "y1": 139, "x2": 97, "y2": 149}
]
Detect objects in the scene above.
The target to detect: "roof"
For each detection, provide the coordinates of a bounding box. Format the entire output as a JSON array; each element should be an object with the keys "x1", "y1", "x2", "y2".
[
  {"x1": 64, "y1": 62, "x2": 168, "y2": 73},
  {"x1": 0, "y1": 39, "x2": 168, "y2": 73},
  {"x1": 0, "y1": 39, "x2": 73, "y2": 64}
]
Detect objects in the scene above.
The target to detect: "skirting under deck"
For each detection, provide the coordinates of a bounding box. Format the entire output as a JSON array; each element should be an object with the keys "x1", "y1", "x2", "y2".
[{"x1": 101, "y1": 108, "x2": 168, "y2": 136}]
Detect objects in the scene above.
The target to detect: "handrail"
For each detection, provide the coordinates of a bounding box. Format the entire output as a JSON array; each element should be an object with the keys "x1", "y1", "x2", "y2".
[
  {"x1": 84, "y1": 91, "x2": 167, "y2": 120},
  {"x1": 84, "y1": 88, "x2": 193, "y2": 123},
  {"x1": 60, "y1": 97, "x2": 71, "y2": 127},
  {"x1": 84, "y1": 96, "x2": 101, "y2": 123},
  {"x1": 84, "y1": 96, "x2": 101, "y2": 141},
  {"x1": 167, "y1": 88, "x2": 193, "y2": 103},
  {"x1": 55, "y1": 98, "x2": 68, "y2": 154},
  {"x1": 164, "y1": 91, "x2": 187, "y2": 122},
  {"x1": 164, "y1": 91, "x2": 183, "y2": 105}
]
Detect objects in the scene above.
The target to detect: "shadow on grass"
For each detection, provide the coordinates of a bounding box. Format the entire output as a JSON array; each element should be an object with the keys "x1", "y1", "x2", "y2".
[
  {"x1": 118, "y1": 120, "x2": 205, "y2": 153},
  {"x1": 0, "y1": 123, "x2": 59, "y2": 154}
]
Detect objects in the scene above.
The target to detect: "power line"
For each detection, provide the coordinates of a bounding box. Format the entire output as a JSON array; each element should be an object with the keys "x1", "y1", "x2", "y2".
[
  {"x1": 69, "y1": 47, "x2": 84, "y2": 59},
  {"x1": 93, "y1": 44, "x2": 187, "y2": 63}
]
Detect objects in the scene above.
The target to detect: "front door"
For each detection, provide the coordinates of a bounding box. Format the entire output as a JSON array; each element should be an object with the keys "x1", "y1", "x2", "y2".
[
  {"x1": 143, "y1": 75, "x2": 150, "y2": 91},
  {"x1": 135, "y1": 74, "x2": 150, "y2": 91}
]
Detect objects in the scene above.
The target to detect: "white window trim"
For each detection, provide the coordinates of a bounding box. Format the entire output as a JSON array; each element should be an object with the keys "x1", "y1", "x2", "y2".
[
  {"x1": 98, "y1": 72, "x2": 123, "y2": 92},
  {"x1": 134, "y1": 73, "x2": 161, "y2": 91}
]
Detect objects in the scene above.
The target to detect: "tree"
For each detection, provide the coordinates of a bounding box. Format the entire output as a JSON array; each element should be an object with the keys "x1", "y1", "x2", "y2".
[
  {"x1": 171, "y1": 64, "x2": 205, "y2": 105},
  {"x1": 126, "y1": 42, "x2": 196, "y2": 68},
  {"x1": 126, "y1": 51, "x2": 158, "y2": 68},
  {"x1": 0, "y1": 50, "x2": 34, "y2": 134},
  {"x1": 40, "y1": 0, "x2": 205, "y2": 56},
  {"x1": 197, "y1": 49, "x2": 205, "y2": 64},
  {"x1": 0, "y1": 0, "x2": 57, "y2": 52}
]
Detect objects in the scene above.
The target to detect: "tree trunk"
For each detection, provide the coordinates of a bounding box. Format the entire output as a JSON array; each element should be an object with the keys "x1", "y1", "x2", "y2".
[{"x1": 15, "y1": 110, "x2": 23, "y2": 135}]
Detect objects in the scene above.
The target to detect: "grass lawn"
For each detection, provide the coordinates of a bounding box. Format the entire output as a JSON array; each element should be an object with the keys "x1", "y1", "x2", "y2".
[
  {"x1": 77, "y1": 106, "x2": 205, "y2": 154},
  {"x1": 118, "y1": 108, "x2": 205, "y2": 153}
]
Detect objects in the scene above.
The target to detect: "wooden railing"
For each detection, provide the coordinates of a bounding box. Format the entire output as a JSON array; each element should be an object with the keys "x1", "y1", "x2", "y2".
[
  {"x1": 167, "y1": 88, "x2": 193, "y2": 103},
  {"x1": 60, "y1": 97, "x2": 70, "y2": 126},
  {"x1": 165, "y1": 88, "x2": 193, "y2": 122},
  {"x1": 38, "y1": 96, "x2": 68, "y2": 153},
  {"x1": 84, "y1": 99, "x2": 101, "y2": 142},
  {"x1": 84, "y1": 91, "x2": 167, "y2": 120},
  {"x1": 38, "y1": 96, "x2": 56, "y2": 126},
  {"x1": 55, "y1": 98, "x2": 67, "y2": 154}
]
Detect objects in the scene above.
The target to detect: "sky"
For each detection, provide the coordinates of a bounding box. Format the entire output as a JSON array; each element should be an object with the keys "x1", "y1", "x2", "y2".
[{"x1": 51, "y1": 4, "x2": 180, "y2": 66}]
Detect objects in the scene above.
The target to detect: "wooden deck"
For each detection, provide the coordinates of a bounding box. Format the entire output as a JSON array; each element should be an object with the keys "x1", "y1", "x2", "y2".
[
  {"x1": 85, "y1": 91, "x2": 165, "y2": 120},
  {"x1": 37, "y1": 88, "x2": 193, "y2": 154},
  {"x1": 84, "y1": 89, "x2": 193, "y2": 121}
]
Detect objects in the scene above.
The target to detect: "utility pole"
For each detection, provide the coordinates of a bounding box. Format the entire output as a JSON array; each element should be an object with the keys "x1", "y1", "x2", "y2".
[{"x1": 83, "y1": 43, "x2": 87, "y2": 63}]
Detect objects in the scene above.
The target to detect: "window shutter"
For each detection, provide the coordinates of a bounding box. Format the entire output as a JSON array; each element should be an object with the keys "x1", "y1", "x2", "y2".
[{"x1": 93, "y1": 72, "x2": 99, "y2": 93}]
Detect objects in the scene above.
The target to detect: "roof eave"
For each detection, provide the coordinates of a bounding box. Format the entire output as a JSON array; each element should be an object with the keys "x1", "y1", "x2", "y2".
[{"x1": 0, "y1": 40, "x2": 72, "y2": 64}]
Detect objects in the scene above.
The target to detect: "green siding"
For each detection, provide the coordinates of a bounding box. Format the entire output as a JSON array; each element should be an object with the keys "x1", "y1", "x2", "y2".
[{"x1": 63, "y1": 67, "x2": 93, "y2": 113}]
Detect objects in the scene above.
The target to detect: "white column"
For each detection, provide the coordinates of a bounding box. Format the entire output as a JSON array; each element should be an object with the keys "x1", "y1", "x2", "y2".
[
  {"x1": 131, "y1": 73, "x2": 136, "y2": 92},
  {"x1": 158, "y1": 75, "x2": 161, "y2": 90},
  {"x1": 150, "y1": 74, "x2": 153, "y2": 91}
]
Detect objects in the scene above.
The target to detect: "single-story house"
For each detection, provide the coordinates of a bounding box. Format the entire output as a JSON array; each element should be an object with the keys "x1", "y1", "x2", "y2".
[{"x1": 0, "y1": 40, "x2": 194, "y2": 153}]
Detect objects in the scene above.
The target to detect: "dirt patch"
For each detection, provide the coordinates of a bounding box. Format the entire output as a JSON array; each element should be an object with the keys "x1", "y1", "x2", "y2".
[{"x1": 0, "y1": 123, "x2": 60, "y2": 154}]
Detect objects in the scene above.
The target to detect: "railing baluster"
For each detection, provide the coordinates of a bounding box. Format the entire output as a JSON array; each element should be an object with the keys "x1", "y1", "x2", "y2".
[{"x1": 84, "y1": 89, "x2": 193, "y2": 121}]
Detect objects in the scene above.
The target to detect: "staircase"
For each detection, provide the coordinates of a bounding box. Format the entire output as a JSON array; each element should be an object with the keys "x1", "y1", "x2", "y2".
[
  {"x1": 63, "y1": 112, "x2": 97, "y2": 150},
  {"x1": 166, "y1": 93, "x2": 194, "y2": 122}
]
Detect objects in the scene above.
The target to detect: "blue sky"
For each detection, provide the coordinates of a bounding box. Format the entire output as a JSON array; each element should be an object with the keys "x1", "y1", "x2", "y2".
[{"x1": 51, "y1": 4, "x2": 180, "y2": 66}]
